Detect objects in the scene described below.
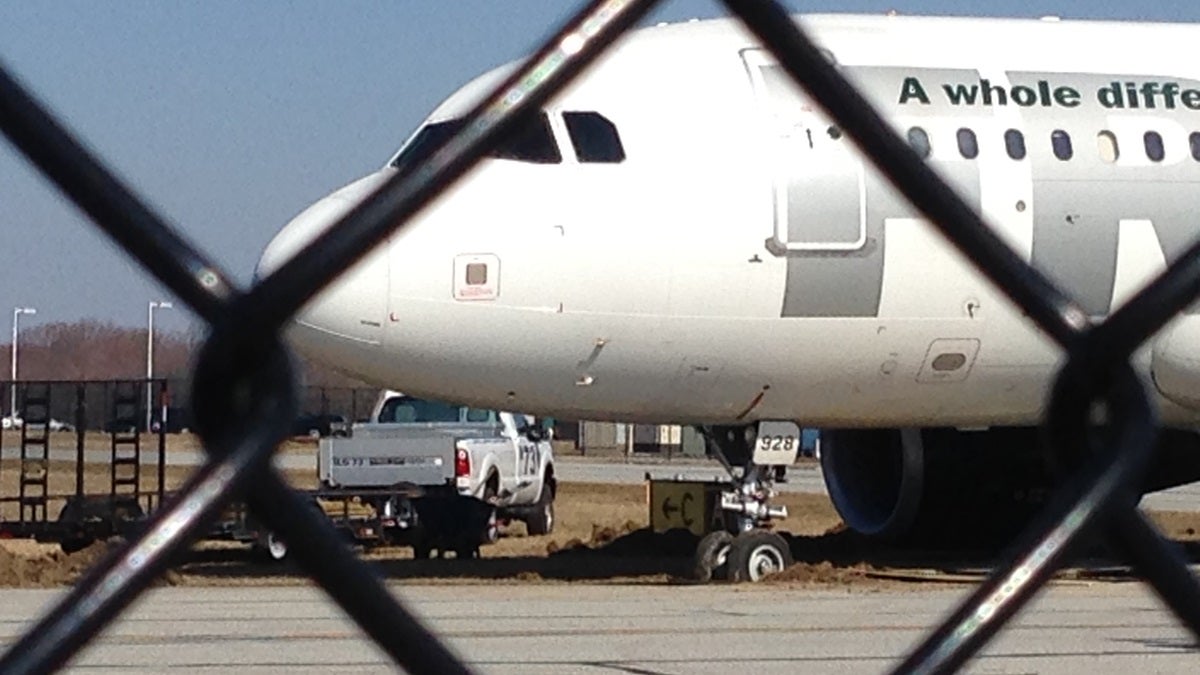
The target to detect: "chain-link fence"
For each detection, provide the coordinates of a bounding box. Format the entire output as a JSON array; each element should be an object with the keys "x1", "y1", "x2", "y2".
[{"x1": 2, "y1": 1, "x2": 1199, "y2": 672}]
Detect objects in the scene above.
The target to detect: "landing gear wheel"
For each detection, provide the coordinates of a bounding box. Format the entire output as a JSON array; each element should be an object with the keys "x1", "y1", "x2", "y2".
[
  {"x1": 693, "y1": 531, "x2": 733, "y2": 583},
  {"x1": 727, "y1": 530, "x2": 792, "y2": 583},
  {"x1": 525, "y1": 484, "x2": 555, "y2": 536}
]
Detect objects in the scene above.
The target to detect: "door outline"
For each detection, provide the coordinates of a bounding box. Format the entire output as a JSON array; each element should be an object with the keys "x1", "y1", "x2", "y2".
[{"x1": 740, "y1": 48, "x2": 867, "y2": 253}]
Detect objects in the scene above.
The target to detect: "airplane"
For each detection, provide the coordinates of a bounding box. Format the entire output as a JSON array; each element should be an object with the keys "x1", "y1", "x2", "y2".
[{"x1": 257, "y1": 13, "x2": 1200, "y2": 580}]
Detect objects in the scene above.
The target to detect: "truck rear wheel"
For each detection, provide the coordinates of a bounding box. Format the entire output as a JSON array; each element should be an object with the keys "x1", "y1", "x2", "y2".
[
  {"x1": 255, "y1": 531, "x2": 288, "y2": 562},
  {"x1": 525, "y1": 484, "x2": 555, "y2": 536},
  {"x1": 482, "y1": 479, "x2": 500, "y2": 544},
  {"x1": 413, "y1": 541, "x2": 431, "y2": 559}
]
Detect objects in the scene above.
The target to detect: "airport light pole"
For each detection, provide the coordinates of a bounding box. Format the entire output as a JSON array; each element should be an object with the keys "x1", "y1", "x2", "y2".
[
  {"x1": 146, "y1": 301, "x2": 172, "y2": 432},
  {"x1": 10, "y1": 306, "x2": 36, "y2": 419}
]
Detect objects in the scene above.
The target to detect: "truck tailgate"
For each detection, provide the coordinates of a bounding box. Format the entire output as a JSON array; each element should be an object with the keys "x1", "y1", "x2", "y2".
[{"x1": 319, "y1": 433, "x2": 455, "y2": 487}]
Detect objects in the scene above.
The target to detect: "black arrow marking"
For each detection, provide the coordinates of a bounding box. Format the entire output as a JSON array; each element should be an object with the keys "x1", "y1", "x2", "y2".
[{"x1": 680, "y1": 492, "x2": 695, "y2": 527}]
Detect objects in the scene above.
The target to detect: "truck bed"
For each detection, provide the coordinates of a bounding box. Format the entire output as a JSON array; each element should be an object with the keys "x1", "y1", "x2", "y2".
[{"x1": 318, "y1": 422, "x2": 502, "y2": 488}]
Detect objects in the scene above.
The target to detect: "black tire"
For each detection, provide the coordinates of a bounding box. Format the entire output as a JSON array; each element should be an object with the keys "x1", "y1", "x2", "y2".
[
  {"x1": 258, "y1": 531, "x2": 288, "y2": 562},
  {"x1": 727, "y1": 530, "x2": 792, "y2": 583},
  {"x1": 693, "y1": 530, "x2": 733, "y2": 583},
  {"x1": 413, "y1": 542, "x2": 431, "y2": 560},
  {"x1": 60, "y1": 536, "x2": 94, "y2": 555},
  {"x1": 525, "y1": 483, "x2": 555, "y2": 536},
  {"x1": 481, "y1": 478, "x2": 500, "y2": 544}
]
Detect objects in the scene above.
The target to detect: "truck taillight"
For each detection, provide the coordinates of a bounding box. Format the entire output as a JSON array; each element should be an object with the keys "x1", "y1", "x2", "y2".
[{"x1": 455, "y1": 447, "x2": 471, "y2": 477}]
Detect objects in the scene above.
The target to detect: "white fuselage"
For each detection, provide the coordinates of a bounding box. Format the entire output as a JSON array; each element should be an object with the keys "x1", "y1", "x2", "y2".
[{"x1": 258, "y1": 14, "x2": 1200, "y2": 428}]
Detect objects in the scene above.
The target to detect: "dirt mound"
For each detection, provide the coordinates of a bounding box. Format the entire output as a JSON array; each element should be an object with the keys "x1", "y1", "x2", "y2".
[
  {"x1": 763, "y1": 561, "x2": 874, "y2": 585},
  {"x1": 0, "y1": 539, "x2": 184, "y2": 588},
  {"x1": 542, "y1": 521, "x2": 995, "y2": 584},
  {"x1": 0, "y1": 540, "x2": 113, "y2": 588},
  {"x1": 547, "y1": 524, "x2": 697, "y2": 559}
]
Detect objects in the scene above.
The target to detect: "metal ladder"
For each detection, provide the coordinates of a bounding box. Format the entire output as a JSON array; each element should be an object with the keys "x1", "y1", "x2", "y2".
[
  {"x1": 18, "y1": 382, "x2": 50, "y2": 523},
  {"x1": 110, "y1": 382, "x2": 141, "y2": 500}
]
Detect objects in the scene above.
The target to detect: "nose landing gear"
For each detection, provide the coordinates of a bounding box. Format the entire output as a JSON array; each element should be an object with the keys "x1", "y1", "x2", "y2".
[{"x1": 692, "y1": 424, "x2": 797, "y2": 583}]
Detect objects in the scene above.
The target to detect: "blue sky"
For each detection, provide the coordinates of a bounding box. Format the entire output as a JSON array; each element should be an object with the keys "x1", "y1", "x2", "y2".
[{"x1": 1, "y1": 1, "x2": 1198, "y2": 335}]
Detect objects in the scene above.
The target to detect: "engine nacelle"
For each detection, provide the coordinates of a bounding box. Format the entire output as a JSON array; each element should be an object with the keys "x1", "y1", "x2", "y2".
[
  {"x1": 821, "y1": 428, "x2": 1059, "y2": 546},
  {"x1": 1152, "y1": 316, "x2": 1200, "y2": 411},
  {"x1": 821, "y1": 426, "x2": 1200, "y2": 547}
]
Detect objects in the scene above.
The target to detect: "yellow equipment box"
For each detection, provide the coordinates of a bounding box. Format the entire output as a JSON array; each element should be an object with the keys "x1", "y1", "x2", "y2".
[{"x1": 646, "y1": 477, "x2": 728, "y2": 537}]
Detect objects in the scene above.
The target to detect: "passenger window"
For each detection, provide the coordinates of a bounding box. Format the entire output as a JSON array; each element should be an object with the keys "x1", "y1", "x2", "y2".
[
  {"x1": 1191, "y1": 132, "x2": 1200, "y2": 161},
  {"x1": 1051, "y1": 130, "x2": 1073, "y2": 161},
  {"x1": 1005, "y1": 129, "x2": 1027, "y2": 160},
  {"x1": 1097, "y1": 131, "x2": 1120, "y2": 163},
  {"x1": 1145, "y1": 131, "x2": 1166, "y2": 162},
  {"x1": 907, "y1": 127, "x2": 931, "y2": 159},
  {"x1": 562, "y1": 111, "x2": 626, "y2": 163},
  {"x1": 956, "y1": 128, "x2": 979, "y2": 159}
]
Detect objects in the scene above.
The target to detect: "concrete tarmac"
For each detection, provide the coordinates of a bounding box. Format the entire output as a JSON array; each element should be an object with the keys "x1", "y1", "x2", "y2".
[{"x1": 0, "y1": 583, "x2": 1195, "y2": 673}]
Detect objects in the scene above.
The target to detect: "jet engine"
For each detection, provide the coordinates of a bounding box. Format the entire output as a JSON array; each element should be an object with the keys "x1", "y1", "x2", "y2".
[{"x1": 820, "y1": 426, "x2": 1200, "y2": 547}]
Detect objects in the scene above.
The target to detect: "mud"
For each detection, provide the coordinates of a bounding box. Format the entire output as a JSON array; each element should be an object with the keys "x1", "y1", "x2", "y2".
[
  {"x1": 0, "y1": 538, "x2": 113, "y2": 588},
  {"x1": 0, "y1": 481, "x2": 1197, "y2": 588}
]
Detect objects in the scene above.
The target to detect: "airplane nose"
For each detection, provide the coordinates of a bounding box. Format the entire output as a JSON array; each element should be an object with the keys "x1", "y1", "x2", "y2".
[
  {"x1": 258, "y1": 172, "x2": 392, "y2": 375},
  {"x1": 255, "y1": 170, "x2": 393, "y2": 281}
]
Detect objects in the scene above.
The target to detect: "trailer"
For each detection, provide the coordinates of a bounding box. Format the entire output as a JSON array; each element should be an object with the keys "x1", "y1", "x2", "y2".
[
  {"x1": 208, "y1": 484, "x2": 494, "y2": 561},
  {"x1": 0, "y1": 381, "x2": 170, "y2": 552},
  {"x1": 0, "y1": 381, "x2": 524, "y2": 562}
]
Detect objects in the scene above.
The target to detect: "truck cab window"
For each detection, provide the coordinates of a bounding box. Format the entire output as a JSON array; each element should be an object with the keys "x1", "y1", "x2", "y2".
[
  {"x1": 465, "y1": 408, "x2": 495, "y2": 423},
  {"x1": 390, "y1": 111, "x2": 561, "y2": 172},
  {"x1": 378, "y1": 396, "x2": 462, "y2": 423},
  {"x1": 563, "y1": 111, "x2": 626, "y2": 163}
]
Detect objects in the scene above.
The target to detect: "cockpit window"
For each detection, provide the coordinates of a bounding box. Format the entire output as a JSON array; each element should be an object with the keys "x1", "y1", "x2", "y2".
[
  {"x1": 562, "y1": 111, "x2": 626, "y2": 163},
  {"x1": 390, "y1": 111, "x2": 561, "y2": 172},
  {"x1": 492, "y1": 112, "x2": 562, "y2": 163},
  {"x1": 390, "y1": 120, "x2": 461, "y2": 174}
]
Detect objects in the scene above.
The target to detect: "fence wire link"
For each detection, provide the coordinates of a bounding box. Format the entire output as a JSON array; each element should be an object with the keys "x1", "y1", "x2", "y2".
[{"x1": 0, "y1": 0, "x2": 1198, "y2": 672}]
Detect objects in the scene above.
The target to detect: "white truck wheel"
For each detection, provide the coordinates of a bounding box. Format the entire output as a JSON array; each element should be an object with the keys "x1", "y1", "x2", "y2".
[
  {"x1": 525, "y1": 483, "x2": 555, "y2": 535},
  {"x1": 260, "y1": 531, "x2": 288, "y2": 561}
]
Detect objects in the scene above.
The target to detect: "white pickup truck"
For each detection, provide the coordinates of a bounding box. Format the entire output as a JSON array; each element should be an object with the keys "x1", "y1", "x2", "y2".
[{"x1": 316, "y1": 391, "x2": 556, "y2": 557}]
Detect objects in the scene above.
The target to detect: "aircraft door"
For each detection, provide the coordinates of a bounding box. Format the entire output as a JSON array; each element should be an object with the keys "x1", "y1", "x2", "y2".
[{"x1": 741, "y1": 50, "x2": 866, "y2": 254}]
